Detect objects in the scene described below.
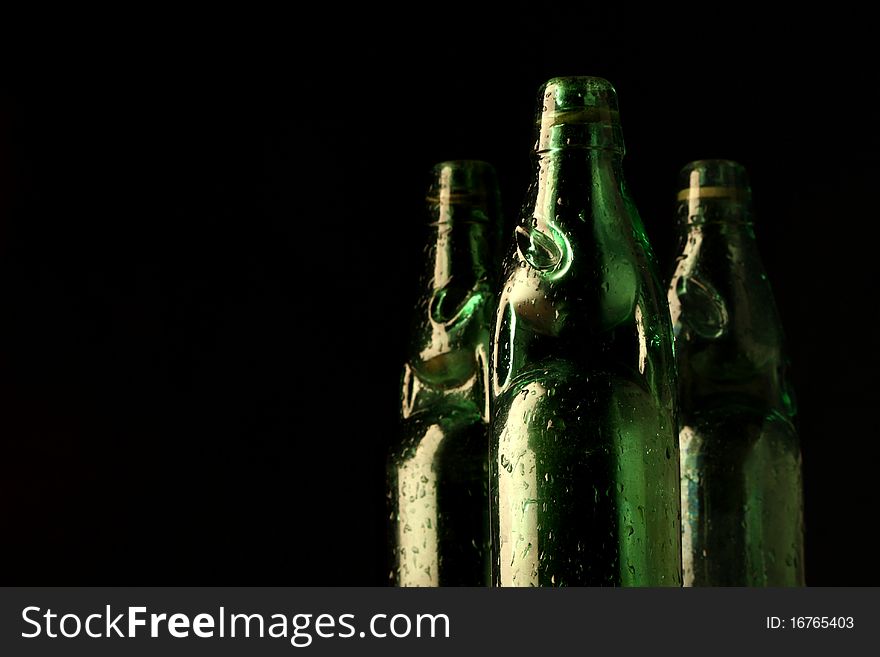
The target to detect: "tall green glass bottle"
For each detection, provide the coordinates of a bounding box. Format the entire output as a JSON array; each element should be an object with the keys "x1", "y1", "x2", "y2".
[
  {"x1": 490, "y1": 77, "x2": 681, "y2": 586},
  {"x1": 388, "y1": 160, "x2": 501, "y2": 586},
  {"x1": 670, "y1": 159, "x2": 805, "y2": 586}
]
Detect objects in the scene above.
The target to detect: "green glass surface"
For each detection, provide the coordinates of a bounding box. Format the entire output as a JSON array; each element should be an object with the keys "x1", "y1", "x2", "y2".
[
  {"x1": 490, "y1": 77, "x2": 681, "y2": 586},
  {"x1": 669, "y1": 159, "x2": 804, "y2": 586},
  {"x1": 388, "y1": 161, "x2": 501, "y2": 586}
]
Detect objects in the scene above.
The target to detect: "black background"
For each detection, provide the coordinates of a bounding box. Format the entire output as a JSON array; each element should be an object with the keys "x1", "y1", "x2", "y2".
[{"x1": 1, "y1": 5, "x2": 877, "y2": 585}]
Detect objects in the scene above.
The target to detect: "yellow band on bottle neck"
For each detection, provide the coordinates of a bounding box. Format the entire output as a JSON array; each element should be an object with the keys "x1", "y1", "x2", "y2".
[{"x1": 677, "y1": 186, "x2": 748, "y2": 202}]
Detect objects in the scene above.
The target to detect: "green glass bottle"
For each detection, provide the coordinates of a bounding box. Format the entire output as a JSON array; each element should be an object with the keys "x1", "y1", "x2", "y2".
[
  {"x1": 490, "y1": 77, "x2": 681, "y2": 586},
  {"x1": 670, "y1": 159, "x2": 805, "y2": 586},
  {"x1": 388, "y1": 160, "x2": 502, "y2": 586}
]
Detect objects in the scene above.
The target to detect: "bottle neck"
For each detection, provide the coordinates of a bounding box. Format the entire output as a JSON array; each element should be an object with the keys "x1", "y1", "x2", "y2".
[
  {"x1": 422, "y1": 214, "x2": 492, "y2": 312},
  {"x1": 511, "y1": 147, "x2": 629, "y2": 285},
  {"x1": 531, "y1": 147, "x2": 625, "y2": 233},
  {"x1": 670, "y1": 199, "x2": 791, "y2": 412},
  {"x1": 675, "y1": 211, "x2": 758, "y2": 269},
  {"x1": 672, "y1": 197, "x2": 759, "y2": 296},
  {"x1": 671, "y1": 191, "x2": 759, "y2": 305},
  {"x1": 406, "y1": 212, "x2": 494, "y2": 402},
  {"x1": 527, "y1": 76, "x2": 628, "y2": 240},
  {"x1": 411, "y1": 189, "x2": 499, "y2": 364}
]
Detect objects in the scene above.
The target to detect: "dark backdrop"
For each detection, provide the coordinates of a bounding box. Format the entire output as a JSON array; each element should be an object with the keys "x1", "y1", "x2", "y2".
[{"x1": 1, "y1": 5, "x2": 876, "y2": 585}]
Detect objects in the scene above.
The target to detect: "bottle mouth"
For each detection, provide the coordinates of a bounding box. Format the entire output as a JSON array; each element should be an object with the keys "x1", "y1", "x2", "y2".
[
  {"x1": 538, "y1": 76, "x2": 620, "y2": 119},
  {"x1": 536, "y1": 76, "x2": 624, "y2": 153}
]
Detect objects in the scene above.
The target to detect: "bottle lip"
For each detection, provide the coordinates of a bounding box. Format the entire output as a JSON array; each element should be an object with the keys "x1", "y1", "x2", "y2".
[
  {"x1": 681, "y1": 158, "x2": 745, "y2": 172},
  {"x1": 538, "y1": 76, "x2": 620, "y2": 116},
  {"x1": 535, "y1": 76, "x2": 624, "y2": 153}
]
